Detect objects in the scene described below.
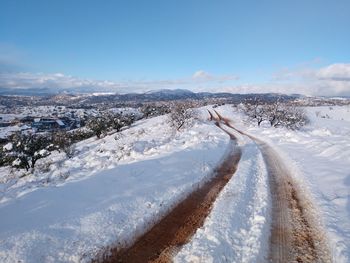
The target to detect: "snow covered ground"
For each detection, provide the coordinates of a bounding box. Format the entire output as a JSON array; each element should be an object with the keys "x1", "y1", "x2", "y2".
[
  {"x1": 175, "y1": 136, "x2": 272, "y2": 263},
  {"x1": 211, "y1": 104, "x2": 350, "y2": 262},
  {"x1": 0, "y1": 104, "x2": 349, "y2": 262},
  {"x1": 0, "y1": 111, "x2": 231, "y2": 262}
]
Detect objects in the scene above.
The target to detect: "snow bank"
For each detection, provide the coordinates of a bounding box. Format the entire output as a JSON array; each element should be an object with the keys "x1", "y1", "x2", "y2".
[
  {"x1": 175, "y1": 138, "x2": 271, "y2": 263},
  {"x1": 216, "y1": 104, "x2": 350, "y2": 262},
  {"x1": 0, "y1": 112, "x2": 231, "y2": 262},
  {"x1": 0, "y1": 115, "x2": 222, "y2": 203}
]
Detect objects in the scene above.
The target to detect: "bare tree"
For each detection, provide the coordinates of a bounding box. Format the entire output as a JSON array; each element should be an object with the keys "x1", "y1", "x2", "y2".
[
  {"x1": 264, "y1": 99, "x2": 282, "y2": 127},
  {"x1": 107, "y1": 112, "x2": 135, "y2": 132},
  {"x1": 52, "y1": 131, "x2": 75, "y2": 158},
  {"x1": 280, "y1": 105, "x2": 309, "y2": 129},
  {"x1": 86, "y1": 116, "x2": 109, "y2": 138},
  {"x1": 87, "y1": 112, "x2": 136, "y2": 138},
  {"x1": 141, "y1": 104, "x2": 171, "y2": 118},
  {"x1": 243, "y1": 97, "x2": 266, "y2": 126},
  {"x1": 168, "y1": 102, "x2": 196, "y2": 131},
  {"x1": 243, "y1": 97, "x2": 309, "y2": 130},
  {"x1": 0, "y1": 146, "x2": 13, "y2": 167}
]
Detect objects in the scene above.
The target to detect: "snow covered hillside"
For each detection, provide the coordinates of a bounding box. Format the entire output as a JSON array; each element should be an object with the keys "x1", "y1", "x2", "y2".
[
  {"x1": 0, "y1": 110, "x2": 231, "y2": 262},
  {"x1": 214, "y1": 104, "x2": 350, "y2": 262},
  {"x1": 0, "y1": 104, "x2": 349, "y2": 262}
]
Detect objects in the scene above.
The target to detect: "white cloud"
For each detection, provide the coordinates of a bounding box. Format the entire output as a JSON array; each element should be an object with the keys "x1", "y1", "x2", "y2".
[
  {"x1": 1, "y1": 65, "x2": 349, "y2": 96},
  {"x1": 267, "y1": 63, "x2": 350, "y2": 96},
  {"x1": 192, "y1": 70, "x2": 238, "y2": 82},
  {"x1": 316, "y1": 63, "x2": 350, "y2": 81},
  {"x1": 0, "y1": 70, "x2": 239, "y2": 94},
  {"x1": 0, "y1": 72, "x2": 128, "y2": 93},
  {"x1": 192, "y1": 70, "x2": 212, "y2": 80},
  {"x1": 193, "y1": 63, "x2": 350, "y2": 97}
]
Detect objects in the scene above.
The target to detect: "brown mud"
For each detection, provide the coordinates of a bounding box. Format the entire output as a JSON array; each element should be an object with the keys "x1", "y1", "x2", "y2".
[{"x1": 101, "y1": 125, "x2": 241, "y2": 263}]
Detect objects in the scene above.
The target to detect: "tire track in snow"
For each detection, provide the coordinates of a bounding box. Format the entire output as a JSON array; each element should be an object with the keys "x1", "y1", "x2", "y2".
[
  {"x1": 101, "y1": 127, "x2": 241, "y2": 262},
  {"x1": 212, "y1": 110, "x2": 332, "y2": 263}
]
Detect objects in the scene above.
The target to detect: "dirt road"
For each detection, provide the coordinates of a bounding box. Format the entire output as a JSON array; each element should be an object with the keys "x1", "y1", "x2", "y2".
[
  {"x1": 99, "y1": 110, "x2": 331, "y2": 263},
  {"x1": 101, "y1": 129, "x2": 241, "y2": 262},
  {"x1": 213, "y1": 110, "x2": 332, "y2": 263}
]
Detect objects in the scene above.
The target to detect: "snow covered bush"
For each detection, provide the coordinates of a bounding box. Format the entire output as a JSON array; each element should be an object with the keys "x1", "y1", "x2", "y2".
[
  {"x1": 280, "y1": 106, "x2": 309, "y2": 130},
  {"x1": 86, "y1": 116, "x2": 109, "y2": 138},
  {"x1": 242, "y1": 97, "x2": 266, "y2": 126},
  {"x1": 52, "y1": 131, "x2": 75, "y2": 158},
  {"x1": 107, "y1": 112, "x2": 135, "y2": 132},
  {"x1": 86, "y1": 112, "x2": 135, "y2": 138},
  {"x1": 168, "y1": 102, "x2": 197, "y2": 131},
  {"x1": 141, "y1": 104, "x2": 171, "y2": 118},
  {"x1": 243, "y1": 98, "x2": 309, "y2": 130},
  {"x1": 6, "y1": 132, "x2": 53, "y2": 171},
  {"x1": 69, "y1": 128, "x2": 94, "y2": 143},
  {"x1": 0, "y1": 145, "x2": 13, "y2": 166}
]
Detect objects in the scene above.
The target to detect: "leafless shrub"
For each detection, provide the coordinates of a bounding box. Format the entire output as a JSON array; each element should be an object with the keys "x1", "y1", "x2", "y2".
[
  {"x1": 168, "y1": 102, "x2": 197, "y2": 131},
  {"x1": 280, "y1": 105, "x2": 309, "y2": 130},
  {"x1": 86, "y1": 116, "x2": 109, "y2": 138},
  {"x1": 243, "y1": 97, "x2": 309, "y2": 130},
  {"x1": 86, "y1": 112, "x2": 135, "y2": 138},
  {"x1": 52, "y1": 131, "x2": 75, "y2": 158},
  {"x1": 243, "y1": 97, "x2": 266, "y2": 126},
  {"x1": 141, "y1": 104, "x2": 171, "y2": 118}
]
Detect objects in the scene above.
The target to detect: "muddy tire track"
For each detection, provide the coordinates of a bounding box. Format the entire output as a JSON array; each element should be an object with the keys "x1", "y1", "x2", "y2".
[
  {"x1": 259, "y1": 142, "x2": 331, "y2": 262},
  {"x1": 212, "y1": 110, "x2": 332, "y2": 263},
  {"x1": 101, "y1": 133, "x2": 241, "y2": 262}
]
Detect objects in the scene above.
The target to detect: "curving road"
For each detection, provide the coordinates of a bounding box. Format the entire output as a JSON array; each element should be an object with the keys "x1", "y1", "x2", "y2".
[
  {"x1": 213, "y1": 110, "x2": 332, "y2": 263},
  {"x1": 100, "y1": 110, "x2": 332, "y2": 263}
]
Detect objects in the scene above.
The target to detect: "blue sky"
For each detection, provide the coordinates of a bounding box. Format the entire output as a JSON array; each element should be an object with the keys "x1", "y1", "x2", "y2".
[{"x1": 0, "y1": 0, "x2": 350, "y2": 95}]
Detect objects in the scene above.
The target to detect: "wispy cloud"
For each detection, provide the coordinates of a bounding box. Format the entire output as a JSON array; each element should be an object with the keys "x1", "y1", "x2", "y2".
[
  {"x1": 192, "y1": 70, "x2": 239, "y2": 83},
  {"x1": 268, "y1": 63, "x2": 350, "y2": 96},
  {"x1": 0, "y1": 72, "x2": 127, "y2": 93},
  {"x1": 0, "y1": 70, "x2": 239, "y2": 94},
  {"x1": 316, "y1": 63, "x2": 350, "y2": 81},
  {"x1": 1, "y1": 64, "x2": 349, "y2": 96}
]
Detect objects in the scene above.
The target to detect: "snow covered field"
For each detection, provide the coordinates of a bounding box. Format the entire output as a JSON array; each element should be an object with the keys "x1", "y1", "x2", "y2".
[
  {"x1": 0, "y1": 111, "x2": 231, "y2": 262},
  {"x1": 0, "y1": 104, "x2": 349, "y2": 262},
  {"x1": 213, "y1": 104, "x2": 350, "y2": 262}
]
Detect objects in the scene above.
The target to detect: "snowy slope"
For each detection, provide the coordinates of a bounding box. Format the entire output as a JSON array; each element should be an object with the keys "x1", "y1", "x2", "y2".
[
  {"x1": 0, "y1": 112, "x2": 231, "y2": 262},
  {"x1": 0, "y1": 115, "x2": 220, "y2": 203},
  {"x1": 0, "y1": 104, "x2": 349, "y2": 262},
  {"x1": 214, "y1": 104, "x2": 350, "y2": 262}
]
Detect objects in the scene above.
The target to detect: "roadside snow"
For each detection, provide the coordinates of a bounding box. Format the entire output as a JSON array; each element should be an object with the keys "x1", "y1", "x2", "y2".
[
  {"x1": 215, "y1": 104, "x2": 350, "y2": 262},
  {"x1": 0, "y1": 115, "x2": 218, "y2": 203},
  {"x1": 0, "y1": 104, "x2": 349, "y2": 262},
  {"x1": 0, "y1": 112, "x2": 231, "y2": 262},
  {"x1": 3, "y1": 143, "x2": 12, "y2": 151},
  {"x1": 175, "y1": 138, "x2": 271, "y2": 263}
]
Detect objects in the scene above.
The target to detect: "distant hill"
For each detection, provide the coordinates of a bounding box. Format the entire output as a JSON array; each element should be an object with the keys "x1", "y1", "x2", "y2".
[{"x1": 0, "y1": 88, "x2": 308, "y2": 108}]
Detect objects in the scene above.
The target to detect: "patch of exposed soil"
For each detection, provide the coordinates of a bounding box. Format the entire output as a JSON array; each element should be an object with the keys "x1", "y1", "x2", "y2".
[{"x1": 262, "y1": 145, "x2": 331, "y2": 263}]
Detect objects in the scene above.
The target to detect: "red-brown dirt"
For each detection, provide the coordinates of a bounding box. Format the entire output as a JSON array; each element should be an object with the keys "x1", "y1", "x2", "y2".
[{"x1": 100, "y1": 127, "x2": 241, "y2": 263}]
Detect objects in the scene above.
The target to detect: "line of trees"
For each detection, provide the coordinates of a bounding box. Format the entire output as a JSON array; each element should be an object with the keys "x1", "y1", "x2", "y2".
[
  {"x1": 1, "y1": 130, "x2": 87, "y2": 171},
  {"x1": 1, "y1": 112, "x2": 136, "y2": 171},
  {"x1": 243, "y1": 98, "x2": 309, "y2": 129},
  {"x1": 86, "y1": 112, "x2": 135, "y2": 138}
]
